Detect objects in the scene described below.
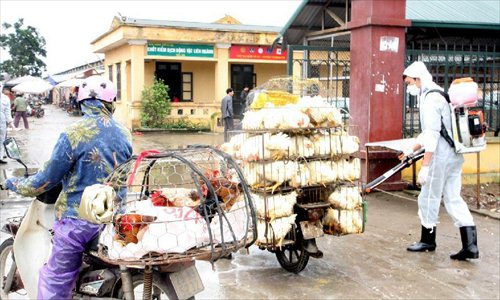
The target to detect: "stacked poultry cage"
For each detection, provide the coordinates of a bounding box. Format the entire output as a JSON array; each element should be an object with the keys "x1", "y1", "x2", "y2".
[
  {"x1": 222, "y1": 77, "x2": 366, "y2": 271},
  {"x1": 95, "y1": 146, "x2": 257, "y2": 265}
]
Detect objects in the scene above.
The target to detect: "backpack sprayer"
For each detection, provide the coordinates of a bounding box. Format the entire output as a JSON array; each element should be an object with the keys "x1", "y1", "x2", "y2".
[{"x1": 429, "y1": 77, "x2": 487, "y2": 154}]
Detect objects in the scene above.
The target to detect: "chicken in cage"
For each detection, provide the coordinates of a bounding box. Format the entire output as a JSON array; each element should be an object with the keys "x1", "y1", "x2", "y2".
[
  {"x1": 85, "y1": 146, "x2": 256, "y2": 264},
  {"x1": 217, "y1": 76, "x2": 366, "y2": 273}
]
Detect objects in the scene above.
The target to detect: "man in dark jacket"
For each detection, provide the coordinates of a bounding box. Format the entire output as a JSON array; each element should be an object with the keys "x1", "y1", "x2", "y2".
[
  {"x1": 221, "y1": 88, "x2": 234, "y2": 142},
  {"x1": 240, "y1": 85, "x2": 250, "y2": 111}
]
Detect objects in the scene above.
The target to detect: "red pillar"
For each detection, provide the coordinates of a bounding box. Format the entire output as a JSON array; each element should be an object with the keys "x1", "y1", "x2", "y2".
[{"x1": 348, "y1": 0, "x2": 411, "y2": 189}]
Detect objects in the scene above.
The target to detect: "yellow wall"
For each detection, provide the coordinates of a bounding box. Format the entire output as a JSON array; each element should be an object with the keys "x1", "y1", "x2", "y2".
[
  {"x1": 92, "y1": 21, "x2": 287, "y2": 130},
  {"x1": 182, "y1": 61, "x2": 216, "y2": 103},
  {"x1": 144, "y1": 61, "x2": 155, "y2": 87},
  {"x1": 253, "y1": 63, "x2": 287, "y2": 86}
]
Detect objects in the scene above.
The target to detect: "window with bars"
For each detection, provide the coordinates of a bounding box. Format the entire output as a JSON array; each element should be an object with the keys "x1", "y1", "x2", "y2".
[{"x1": 182, "y1": 72, "x2": 193, "y2": 101}]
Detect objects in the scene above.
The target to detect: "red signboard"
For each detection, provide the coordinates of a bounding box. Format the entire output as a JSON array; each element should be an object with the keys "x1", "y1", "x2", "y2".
[{"x1": 229, "y1": 45, "x2": 287, "y2": 60}]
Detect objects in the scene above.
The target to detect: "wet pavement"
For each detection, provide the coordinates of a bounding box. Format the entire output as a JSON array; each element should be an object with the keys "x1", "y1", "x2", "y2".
[{"x1": 0, "y1": 105, "x2": 499, "y2": 299}]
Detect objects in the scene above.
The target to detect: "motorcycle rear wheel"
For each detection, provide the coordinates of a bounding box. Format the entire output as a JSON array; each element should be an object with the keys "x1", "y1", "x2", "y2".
[
  {"x1": 117, "y1": 273, "x2": 194, "y2": 300},
  {"x1": 0, "y1": 238, "x2": 22, "y2": 300},
  {"x1": 275, "y1": 227, "x2": 310, "y2": 273}
]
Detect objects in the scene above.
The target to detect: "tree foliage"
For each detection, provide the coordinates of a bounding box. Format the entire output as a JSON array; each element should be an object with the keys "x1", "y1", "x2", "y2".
[
  {"x1": 0, "y1": 18, "x2": 47, "y2": 77},
  {"x1": 141, "y1": 78, "x2": 172, "y2": 128}
]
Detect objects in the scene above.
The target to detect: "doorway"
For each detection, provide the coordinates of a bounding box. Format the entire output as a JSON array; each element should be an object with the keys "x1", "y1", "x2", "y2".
[
  {"x1": 155, "y1": 62, "x2": 182, "y2": 102},
  {"x1": 231, "y1": 64, "x2": 254, "y2": 118}
]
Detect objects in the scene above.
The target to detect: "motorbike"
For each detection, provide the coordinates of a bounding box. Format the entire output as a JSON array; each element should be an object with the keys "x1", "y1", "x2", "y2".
[
  {"x1": 26, "y1": 99, "x2": 45, "y2": 118},
  {"x1": 0, "y1": 137, "x2": 205, "y2": 299},
  {"x1": 64, "y1": 97, "x2": 82, "y2": 116}
]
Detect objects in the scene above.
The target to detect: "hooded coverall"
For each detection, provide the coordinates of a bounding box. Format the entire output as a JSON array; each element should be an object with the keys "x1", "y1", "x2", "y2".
[
  {"x1": 405, "y1": 62, "x2": 475, "y2": 229},
  {"x1": 5, "y1": 99, "x2": 133, "y2": 299},
  {"x1": 0, "y1": 93, "x2": 13, "y2": 160}
]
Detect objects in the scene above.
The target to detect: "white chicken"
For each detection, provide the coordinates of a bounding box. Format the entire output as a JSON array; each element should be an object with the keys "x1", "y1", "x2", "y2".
[
  {"x1": 297, "y1": 95, "x2": 342, "y2": 127},
  {"x1": 252, "y1": 191, "x2": 297, "y2": 220},
  {"x1": 240, "y1": 133, "x2": 291, "y2": 161},
  {"x1": 264, "y1": 132, "x2": 292, "y2": 160},
  {"x1": 276, "y1": 105, "x2": 311, "y2": 129},
  {"x1": 322, "y1": 106, "x2": 343, "y2": 127},
  {"x1": 290, "y1": 163, "x2": 310, "y2": 188},
  {"x1": 337, "y1": 158, "x2": 361, "y2": 181},
  {"x1": 242, "y1": 110, "x2": 265, "y2": 130},
  {"x1": 339, "y1": 134, "x2": 360, "y2": 155},
  {"x1": 257, "y1": 160, "x2": 298, "y2": 191},
  {"x1": 307, "y1": 160, "x2": 337, "y2": 185},
  {"x1": 328, "y1": 186, "x2": 363, "y2": 210},
  {"x1": 256, "y1": 214, "x2": 297, "y2": 247},
  {"x1": 323, "y1": 207, "x2": 363, "y2": 235},
  {"x1": 311, "y1": 132, "x2": 342, "y2": 157},
  {"x1": 242, "y1": 162, "x2": 261, "y2": 186},
  {"x1": 289, "y1": 135, "x2": 315, "y2": 158},
  {"x1": 219, "y1": 133, "x2": 248, "y2": 157},
  {"x1": 262, "y1": 106, "x2": 285, "y2": 129}
]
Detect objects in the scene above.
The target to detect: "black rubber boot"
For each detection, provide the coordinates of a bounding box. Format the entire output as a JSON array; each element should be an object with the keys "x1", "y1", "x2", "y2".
[
  {"x1": 450, "y1": 226, "x2": 479, "y2": 260},
  {"x1": 407, "y1": 226, "x2": 436, "y2": 252}
]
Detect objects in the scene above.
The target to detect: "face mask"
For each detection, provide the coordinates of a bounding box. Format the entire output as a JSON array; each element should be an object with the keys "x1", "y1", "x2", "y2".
[
  {"x1": 407, "y1": 84, "x2": 420, "y2": 96},
  {"x1": 102, "y1": 101, "x2": 115, "y2": 114}
]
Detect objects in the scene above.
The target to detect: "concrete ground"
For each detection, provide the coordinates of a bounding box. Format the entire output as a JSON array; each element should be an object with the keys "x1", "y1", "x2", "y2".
[{"x1": 1, "y1": 104, "x2": 499, "y2": 299}]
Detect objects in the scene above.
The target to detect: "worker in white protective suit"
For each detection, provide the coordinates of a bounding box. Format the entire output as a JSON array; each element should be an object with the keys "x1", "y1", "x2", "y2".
[
  {"x1": 401, "y1": 61, "x2": 478, "y2": 260},
  {"x1": 1, "y1": 86, "x2": 14, "y2": 164}
]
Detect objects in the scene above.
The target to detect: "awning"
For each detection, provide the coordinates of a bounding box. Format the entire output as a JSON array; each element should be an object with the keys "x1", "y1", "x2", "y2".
[
  {"x1": 56, "y1": 78, "x2": 84, "y2": 88},
  {"x1": 12, "y1": 78, "x2": 54, "y2": 94}
]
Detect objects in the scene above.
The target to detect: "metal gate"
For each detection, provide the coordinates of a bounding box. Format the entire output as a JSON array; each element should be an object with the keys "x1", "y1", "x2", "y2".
[
  {"x1": 287, "y1": 45, "x2": 351, "y2": 116},
  {"x1": 405, "y1": 43, "x2": 500, "y2": 137}
]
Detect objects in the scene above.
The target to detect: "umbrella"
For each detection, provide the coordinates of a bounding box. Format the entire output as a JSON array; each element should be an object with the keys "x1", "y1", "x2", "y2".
[
  {"x1": 56, "y1": 78, "x2": 84, "y2": 88},
  {"x1": 12, "y1": 78, "x2": 53, "y2": 94},
  {"x1": 5, "y1": 75, "x2": 37, "y2": 86}
]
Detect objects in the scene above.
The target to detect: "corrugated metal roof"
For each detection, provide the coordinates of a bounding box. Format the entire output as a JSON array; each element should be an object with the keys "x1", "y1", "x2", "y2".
[
  {"x1": 279, "y1": 0, "x2": 348, "y2": 45},
  {"x1": 279, "y1": 0, "x2": 500, "y2": 46},
  {"x1": 406, "y1": 0, "x2": 500, "y2": 27},
  {"x1": 121, "y1": 17, "x2": 282, "y2": 33}
]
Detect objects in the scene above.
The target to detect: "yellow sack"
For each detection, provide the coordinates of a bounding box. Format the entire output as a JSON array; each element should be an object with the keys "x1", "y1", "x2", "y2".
[{"x1": 250, "y1": 90, "x2": 299, "y2": 109}]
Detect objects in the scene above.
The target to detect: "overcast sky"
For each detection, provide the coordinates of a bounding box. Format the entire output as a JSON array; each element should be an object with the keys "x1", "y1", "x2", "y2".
[{"x1": 0, "y1": 0, "x2": 302, "y2": 76}]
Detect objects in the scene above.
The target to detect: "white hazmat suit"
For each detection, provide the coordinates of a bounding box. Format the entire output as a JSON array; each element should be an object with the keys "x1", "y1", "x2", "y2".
[
  {"x1": 403, "y1": 62, "x2": 474, "y2": 229},
  {"x1": 0, "y1": 91, "x2": 13, "y2": 160}
]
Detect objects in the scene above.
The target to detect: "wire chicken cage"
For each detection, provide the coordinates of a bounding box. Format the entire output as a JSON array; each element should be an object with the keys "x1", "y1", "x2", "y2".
[
  {"x1": 96, "y1": 146, "x2": 257, "y2": 266},
  {"x1": 223, "y1": 76, "x2": 366, "y2": 263}
]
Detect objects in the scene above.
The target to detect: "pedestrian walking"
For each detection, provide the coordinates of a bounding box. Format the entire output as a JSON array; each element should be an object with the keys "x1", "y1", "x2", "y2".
[
  {"x1": 221, "y1": 88, "x2": 234, "y2": 142},
  {"x1": 3, "y1": 75, "x2": 133, "y2": 299},
  {"x1": 401, "y1": 61, "x2": 478, "y2": 260},
  {"x1": 1, "y1": 87, "x2": 14, "y2": 164},
  {"x1": 13, "y1": 92, "x2": 29, "y2": 129}
]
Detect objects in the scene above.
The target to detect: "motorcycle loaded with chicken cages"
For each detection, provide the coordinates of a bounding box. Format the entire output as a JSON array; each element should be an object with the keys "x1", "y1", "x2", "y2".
[
  {"x1": 221, "y1": 77, "x2": 367, "y2": 273},
  {"x1": 0, "y1": 138, "x2": 257, "y2": 299}
]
